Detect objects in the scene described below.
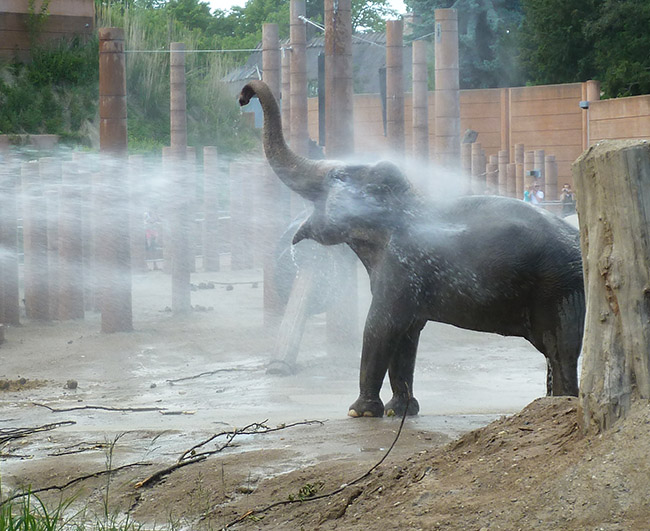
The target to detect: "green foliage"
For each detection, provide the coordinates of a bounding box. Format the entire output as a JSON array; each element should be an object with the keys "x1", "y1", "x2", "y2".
[
  {"x1": 0, "y1": 37, "x2": 98, "y2": 144},
  {"x1": 405, "y1": 0, "x2": 524, "y2": 89},
  {"x1": 586, "y1": 0, "x2": 650, "y2": 97},
  {"x1": 518, "y1": 0, "x2": 597, "y2": 85}
]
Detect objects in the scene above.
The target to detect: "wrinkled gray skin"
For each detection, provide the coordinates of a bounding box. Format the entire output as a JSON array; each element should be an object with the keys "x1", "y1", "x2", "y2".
[{"x1": 239, "y1": 80, "x2": 585, "y2": 418}]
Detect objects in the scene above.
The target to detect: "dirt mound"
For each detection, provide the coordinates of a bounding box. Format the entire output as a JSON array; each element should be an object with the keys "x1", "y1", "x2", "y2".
[{"x1": 206, "y1": 397, "x2": 650, "y2": 530}]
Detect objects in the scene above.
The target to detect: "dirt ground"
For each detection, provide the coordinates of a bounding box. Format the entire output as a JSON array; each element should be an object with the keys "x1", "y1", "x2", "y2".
[{"x1": 1, "y1": 264, "x2": 649, "y2": 530}]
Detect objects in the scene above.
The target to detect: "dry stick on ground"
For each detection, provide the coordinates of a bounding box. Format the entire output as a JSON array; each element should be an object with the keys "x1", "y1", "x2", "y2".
[
  {"x1": 0, "y1": 462, "x2": 153, "y2": 507},
  {"x1": 33, "y1": 403, "x2": 166, "y2": 413},
  {"x1": 218, "y1": 398, "x2": 412, "y2": 530},
  {"x1": 0, "y1": 421, "x2": 76, "y2": 445},
  {"x1": 134, "y1": 420, "x2": 325, "y2": 490},
  {"x1": 166, "y1": 367, "x2": 246, "y2": 384}
]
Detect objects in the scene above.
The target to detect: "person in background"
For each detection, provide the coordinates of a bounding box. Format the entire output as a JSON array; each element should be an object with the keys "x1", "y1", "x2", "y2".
[
  {"x1": 531, "y1": 183, "x2": 544, "y2": 205},
  {"x1": 561, "y1": 183, "x2": 576, "y2": 216}
]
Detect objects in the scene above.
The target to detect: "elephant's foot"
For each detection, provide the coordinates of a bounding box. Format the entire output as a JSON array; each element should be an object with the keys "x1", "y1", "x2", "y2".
[
  {"x1": 384, "y1": 395, "x2": 419, "y2": 417},
  {"x1": 348, "y1": 396, "x2": 384, "y2": 418}
]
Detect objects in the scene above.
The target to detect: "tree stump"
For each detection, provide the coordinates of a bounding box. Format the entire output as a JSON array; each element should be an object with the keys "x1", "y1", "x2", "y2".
[{"x1": 573, "y1": 139, "x2": 650, "y2": 433}]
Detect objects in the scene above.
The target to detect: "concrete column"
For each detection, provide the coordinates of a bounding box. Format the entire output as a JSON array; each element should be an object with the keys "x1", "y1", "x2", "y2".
[
  {"x1": 263, "y1": 24, "x2": 281, "y2": 100},
  {"x1": 170, "y1": 42, "x2": 188, "y2": 152},
  {"x1": 22, "y1": 161, "x2": 49, "y2": 321},
  {"x1": 290, "y1": 0, "x2": 308, "y2": 156},
  {"x1": 203, "y1": 146, "x2": 220, "y2": 272},
  {"x1": 461, "y1": 142, "x2": 472, "y2": 176},
  {"x1": 534, "y1": 149, "x2": 545, "y2": 184},
  {"x1": 58, "y1": 161, "x2": 85, "y2": 320},
  {"x1": 386, "y1": 19, "x2": 405, "y2": 156},
  {"x1": 281, "y1": 48, "x2": 291, "y2": 141},
  {"x1": 0, "y1": 168, "x2": 20, "y2": 326},
  {"x1": 545, "y1": 155, "x2": 558, "y2": 201},
  {"x1": 498, "y1": 149, "x2": 508, "y2": 196},
  {"x1": 412, "y1": 39, "x2": 429, "y2": 162},
  {"x1": 434, "y1": 9, "x2": 460, "y2": 169},
  {"x1": 99, "y1": 28, "x2": 127, "y2": 154}
]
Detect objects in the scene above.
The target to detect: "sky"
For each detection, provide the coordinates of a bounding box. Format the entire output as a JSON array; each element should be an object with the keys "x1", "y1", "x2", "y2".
[{"x1": 206, "y1": 0, "x2": 407, "y2": 15}]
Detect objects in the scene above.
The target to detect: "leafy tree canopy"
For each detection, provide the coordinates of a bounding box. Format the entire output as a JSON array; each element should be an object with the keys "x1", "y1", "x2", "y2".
[{"x1": 404, "y1": 0, "x2": 524, "y2": 89}]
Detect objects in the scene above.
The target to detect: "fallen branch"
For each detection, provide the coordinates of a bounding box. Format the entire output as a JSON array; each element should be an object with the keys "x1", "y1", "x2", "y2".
[
  {"x1": 0, "y1": 462, "x2": 152, "y2": 507},
  {"x1": 0, "y1": 421, "x2": 76, "y2": 445},
  {"x1": 218, "y1": 397, "x2": 412, "y2": 529},
  {"x1": 135, "y1": 419, "x2": 325, "y2": 490},
  {"x1": 166, "y1": 367, "x2": 247, "y2": 384},
  {"x1": 32, "y1": 403, "x2": 166, "y2": 413}
]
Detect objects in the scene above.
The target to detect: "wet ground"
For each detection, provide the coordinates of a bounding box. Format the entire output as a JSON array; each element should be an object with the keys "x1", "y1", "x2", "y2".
[{"x1": 0, "y1": 264, "x2": 550, "y2": 525}]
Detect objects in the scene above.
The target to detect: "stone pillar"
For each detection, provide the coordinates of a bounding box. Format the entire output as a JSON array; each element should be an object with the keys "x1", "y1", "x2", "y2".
[
  {"x1": 22, "y1": 161, "x2": 49, "y2": 321},
  {"x1": 386, "y1": 19, "x2": 405, "y2": 156},
  {"x1": 545, "y1": 155, "x2": 558, "y2": 201},
  {"x1": 98, "y1": 27, "x2": 132, "y2": 332},
  {"x1": 290, "y1": 0, "x2": 308, "y2": 157},
  {"x1": 203, "y1": 146, "x2": 220, "y2": 272},
  {"x1": 434, "y1": 9, "x2": 460, "y2": 169},
  {"x1": 58, "y1": 161, "x2": 85, "y2": 320},
  {"x1": 412, "y1": 39, "x2": 429, "y2": 162},
  {"x1": 0, "y1": 167, "x2": 20, "y2": 326}
]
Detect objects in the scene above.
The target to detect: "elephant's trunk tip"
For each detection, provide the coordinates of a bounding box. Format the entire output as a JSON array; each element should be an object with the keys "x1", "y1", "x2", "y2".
[{"x1": 238, "y1": 83, "x2": 256, "y2": 107}]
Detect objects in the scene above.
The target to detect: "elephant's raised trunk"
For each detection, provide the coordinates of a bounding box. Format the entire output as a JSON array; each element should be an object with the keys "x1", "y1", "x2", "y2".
[{"x1": 238, "y1": 80, "x2": 338, "y2": 201}]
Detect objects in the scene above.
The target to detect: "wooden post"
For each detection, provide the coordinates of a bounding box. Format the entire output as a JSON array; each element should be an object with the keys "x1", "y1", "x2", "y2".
[
  {"x1": 500, "y1": 88, "x2": 510, "y2": 157},
  {"x1": 281, "y1": 47, "x2": 291, "y2": 142},
  {"x1": 290, "y1": 0, "x2": 308, "y2": 157},
  {"x1": 325, "y1": 0, "x2": 358, "y2": 352},
  {"x1": 434, "y1": 8, "x2": 460, "y2": 169},
  {"x1": 515, "y1": 143, "x2": 524, "y2": 199},
  {"x1": 506, "y1": 163, "x2": 516, "y2": 198},
  {"x1": 58, "y1": 161, "x2": 85, "y2": 320},
  {"x1": 524, "y1": 150, "x2": 535, "y2": 190},
  {"x1": 581, "y1": 79, "x2": 601, "y2": 151},
  {"x1": 412, "y1": 39, "x2": 429, "y2": 162},
  {"x1": 40, "y1": 157, "x2": 61, "y2": 319},
  {"x1": 98, "y1": 27, "x2": 132, "y2": 332},
  {"x1": 0, "y1": 167, "x2": 20, "y2": 326},
  {"x1": 461, "y1": 142, "x2": 472, "y2": 177},
  {"x1": 169, "y1": 42, "x2": 192, "y2": 314},
  {"x1": 128, "y1": 154, "x2": 147, "y2": 273},
  {"x1": 534, "y1": 149, "x2": 545, "y2": 186},
  {"x1": 203, "y1": 146, "x2": 220, "y2": 272},
  {"x1": 497, "y1": 149, "x2": 508, "y2": 196},
  {"x1": 470, "y1": 142, "x2": 482, "y2": 194},
  {"x1": 263, "y1": 23, "x2": 281, "y2": 99},
  {"x1": 229, "y1": 161, "x2": 246, "y2": 270},
  {"x1": 386, "y1": 19, "x2": 405, "y2": 156},
  {"x1": 486, "y1": 155, "x2": 498, "y2": 195},
  {"x1": 545, "y1": 155, "x2": 558, "y2": 201},
  {"x1": 22, "y1": 161, "x2": 49, "y2": 320},
  {"x1": 573, "y1": 140, "x2": 650, "y2": 433}
]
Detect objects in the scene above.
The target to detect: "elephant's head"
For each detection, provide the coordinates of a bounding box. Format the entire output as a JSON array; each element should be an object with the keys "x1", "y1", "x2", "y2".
[{"x1": 239, "y1": 81, "x2": 415, "y2": 251}]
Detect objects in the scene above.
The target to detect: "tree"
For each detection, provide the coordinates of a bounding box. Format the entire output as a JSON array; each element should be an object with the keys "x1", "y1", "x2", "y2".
[
  {"x1": 573, "y1": 140, "x2": 650, "y2": 433},
  {"x1": 518, "y1": 0, "x2": 597, "y2": 86},
  {"x1": 586, "y1": 0, "x2": 650, "y2": 97}
]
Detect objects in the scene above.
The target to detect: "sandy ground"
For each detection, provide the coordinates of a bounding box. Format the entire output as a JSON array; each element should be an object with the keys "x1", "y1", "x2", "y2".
[{"x1": 1, "y1": 263, "x2": 649, "y2": 529}]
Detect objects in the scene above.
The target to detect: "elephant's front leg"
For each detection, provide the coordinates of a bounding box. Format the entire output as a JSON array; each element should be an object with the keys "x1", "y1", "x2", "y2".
[
  {"x1": 384, "y1": 319, "x2": 425, "y2": 417},
  {"x1": 348, "y1": 305, "x2": 397, "y2": 418}
]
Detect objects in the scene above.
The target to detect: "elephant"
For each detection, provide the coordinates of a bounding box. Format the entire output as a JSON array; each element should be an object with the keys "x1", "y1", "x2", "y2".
[{"x1": 239, "y1": 80, "x2": 585, "y2": 418}]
